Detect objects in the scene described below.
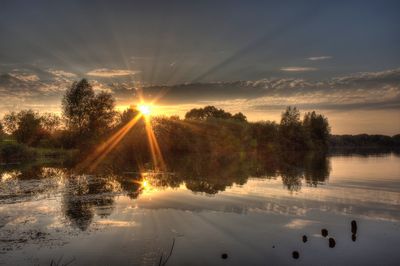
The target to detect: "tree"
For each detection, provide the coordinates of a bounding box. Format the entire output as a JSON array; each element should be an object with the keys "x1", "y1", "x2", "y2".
[
  {"x1": 232, "y1": 112, "x2": 247, "y2": 122},
  {"x1": 250, "y1": 121, "x2": 279, "y2": 150},
  {"x1": 279, "y1": 106, "x2": 305, "y2": 150},
  {"x1": 62, "y1": 79, "x2": 115, "y2": 138},
  {"x1": 118, "y1": 107, "x2": 139, "y2": 126},
  {"x1": 88, "y1": 92, "x2": 115, "y2": 136},
  {"x1": 41, "y1": 113, "x2": 62, "y2": 133},
  {"x1": 303, "y1": 111, "x2": 330, "y2": 148},
  {"x1": 185, "y1": 105, "x2": 246, "y2": 122},
  {"x1": 2, "y1": 112, "x2": 18, "y2": 134},
  {"x1": 14, "y1": 110, "x2": 44, "y2": 145},
  {"x1": 62, "y1": 79, "x2": 95, "y2": 135}
]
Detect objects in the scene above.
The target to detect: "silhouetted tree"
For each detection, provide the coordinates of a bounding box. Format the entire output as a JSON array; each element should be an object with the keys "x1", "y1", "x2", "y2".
[
  {"x1": 303, "y1": 111, "x2": 330, "y2": 149},
  {"x1": 88, "y1": 91, "x2": 115, "y2": 136},
  {"x1": 62, "y1": 79, "x2": 94, "y2": 135},
  {"x1": 279, "y1": 106, "x2": 305, "y2": 150},
  {"x1": 41, "y1": 113, "x2": 62, "y2": 133},
  {"x1": 232, "y1": 112, "x2": 247, "y2": 122},
  {"x1": 118, "y1": 107, "x2": 139, "y2": 126},
  {"x1": 185, "y1": 105, "x2": 245, "y2": 121},
  {"x1": 250, "y1": 121, "x2": 279, "y2": 151},
  {"x1": 14, "y1": 110, "x2": 44, "y2": 145},
  {"x1": 62, "y1": 79, "x2": 115, "y2": 140},
  {"x1": 2, "y1": 111, "x2": 18, "y2": 134}
]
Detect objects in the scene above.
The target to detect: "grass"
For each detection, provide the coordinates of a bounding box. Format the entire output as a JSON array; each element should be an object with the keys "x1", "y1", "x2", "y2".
[{"x1": 0, "y1": 138, "x2": 78, "y2": 165}]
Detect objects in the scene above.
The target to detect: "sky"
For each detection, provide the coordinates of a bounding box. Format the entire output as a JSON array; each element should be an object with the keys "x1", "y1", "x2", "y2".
[{"x1": 0, "y1": 0, "x2": 399, "y2": 134}]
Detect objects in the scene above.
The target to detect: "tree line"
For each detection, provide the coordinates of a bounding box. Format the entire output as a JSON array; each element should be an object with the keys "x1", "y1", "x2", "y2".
[{"x1": 0, "y1": 78, "x2": 398, "y2": 164}]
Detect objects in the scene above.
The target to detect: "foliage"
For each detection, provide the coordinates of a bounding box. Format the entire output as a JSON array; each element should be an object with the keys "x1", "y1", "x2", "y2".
[
  {"x1": 41, "y1": 113, "x2": 62, "y2": 133},
  {"x1": 2, "y1": 77, "x2": 398, "y2": 166},
  {"x1": 118, "y1": 107, "x2": 139, "y2": 126},
  {"x1": 303, "y1": 111, "x2": 330, "y2": 149},
  {"x1": 330, "y1": 134, "x2": 400, "y2": 148},
  {"x1": 279, "y1": 106, "x2": 306, "y2": 150},
  {"x1": 2, "y1": 111, "x2": 18, "y2": 134},
  {"x1": 0, "y1": 142, "x2": 36, "y2": 163},
  {"x1": 62, "y1": 79, "x2": 115, "y2": 139},
  {"x1": 14, "y1": 110, "x2": 45, "y2": 145},
  {"x1": 62, "y1": 79, "x2": 95, "y2": 134},
  {"x1": 0, "y1": 122, "x2": 4, "y2": 141},
  {"x1": 185, "y1": 105, "x2": 247, "y2": 122}
]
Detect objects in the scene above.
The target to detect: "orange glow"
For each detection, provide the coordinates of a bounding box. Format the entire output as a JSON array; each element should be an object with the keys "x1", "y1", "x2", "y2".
[
  {"x1": 76, "y1": 87, "x2": 166, "y2": 172},
  {"x1": 137, "y1": 104, "x2": 152, "y2": 116},
  {"x1": 76, "y1": 113, "x2": 143, "y2": 172},
  {"x1": 144, "y1": 115, "x2": 165, "y2": 170}
]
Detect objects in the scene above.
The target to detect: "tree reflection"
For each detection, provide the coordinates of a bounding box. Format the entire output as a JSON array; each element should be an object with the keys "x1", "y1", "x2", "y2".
[
  {"x1": 1, "y1": 151, "x2": 332, "y2": 230},
  {"x1": 62, "y1": 175, "x2": 116, "y2": 231}
]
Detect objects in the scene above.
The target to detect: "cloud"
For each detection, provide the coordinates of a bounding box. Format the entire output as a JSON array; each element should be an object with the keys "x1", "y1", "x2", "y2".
[
  {"x1": 307, "y1": 56, "x2": 332, "y2": 61},
  {"x1": 87, "y1": 68, "x2": 139, "y2": 77},
  {"x1": 280, "y1": 67, "x2": 317, "y2": 72},
  {"x1": 119, "y1": 68, "x2": 400, "y2": 112},
  {"x1": 1, "y1": 64, "x2": 399, "y2": 118},
  {"x1": 47, "y1": 69, "x2": 77, "y2": 78},
  {"x1": 9, "y1": 73, "x2": 39, "y2": 82}
]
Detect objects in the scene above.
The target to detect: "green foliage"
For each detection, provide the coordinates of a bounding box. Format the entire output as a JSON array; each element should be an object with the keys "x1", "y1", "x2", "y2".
[{"x1": 1, "y1": 110, "x2": 62, "y2": 147}]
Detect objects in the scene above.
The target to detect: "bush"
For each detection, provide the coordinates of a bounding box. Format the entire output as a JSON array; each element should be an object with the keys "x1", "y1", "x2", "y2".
[{"x1": 0, "y1": 142, "x2": 36, "y2": 163}]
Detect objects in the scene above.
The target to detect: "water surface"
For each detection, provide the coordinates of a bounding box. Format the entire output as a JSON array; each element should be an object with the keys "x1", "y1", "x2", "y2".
[{"x1": 1, "y1": 153, "x2": 399, "y2": 265}]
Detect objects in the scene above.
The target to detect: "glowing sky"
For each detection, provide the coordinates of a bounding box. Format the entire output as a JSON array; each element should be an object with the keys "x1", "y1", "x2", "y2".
[{"x1": 0, "y1": 0, "x2": 399, "y2": 134}]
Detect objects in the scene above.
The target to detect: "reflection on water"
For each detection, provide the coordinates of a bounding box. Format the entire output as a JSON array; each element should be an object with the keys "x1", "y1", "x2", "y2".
[{"x1": 0, "y1": 152, "x2": 399, "y2": 265}]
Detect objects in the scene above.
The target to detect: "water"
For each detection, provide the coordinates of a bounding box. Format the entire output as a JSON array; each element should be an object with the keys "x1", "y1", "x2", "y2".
[{"x1": 0, "y1": 153, "x2": 399, "y2": 265}]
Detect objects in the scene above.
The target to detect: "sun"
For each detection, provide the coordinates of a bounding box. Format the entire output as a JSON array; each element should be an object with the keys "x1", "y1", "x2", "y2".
[{"x1": 137, "y1": 104, "x2": 152, "y2": 116}]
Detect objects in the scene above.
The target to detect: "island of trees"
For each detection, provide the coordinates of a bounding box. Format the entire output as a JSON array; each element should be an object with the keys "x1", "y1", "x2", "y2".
[{"x1": 0, "y1": 79, "x2": 399, "y2": 166}]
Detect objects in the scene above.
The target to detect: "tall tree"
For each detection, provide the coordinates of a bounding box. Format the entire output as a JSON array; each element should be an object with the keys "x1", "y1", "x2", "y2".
[
  {"x1": 279, "y1": 106, "x2": 305, "y2": 150},
  {"x1": 88, "y1": 92, "x2": 115, "y2": 136},
  {"x1": 62, "y1": 79, "x2": 95, "y2": 135},
  {"x1": 303, "y1": 111, "x2": 330, "y2": 148},
  {"x1": 62, "y1": 79, "x2": 115, "y2": 138}
]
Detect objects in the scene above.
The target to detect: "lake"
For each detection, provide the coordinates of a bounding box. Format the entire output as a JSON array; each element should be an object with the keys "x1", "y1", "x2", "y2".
[{"x1": 1, "y1": 152, "x2": 399, "y2": 265}]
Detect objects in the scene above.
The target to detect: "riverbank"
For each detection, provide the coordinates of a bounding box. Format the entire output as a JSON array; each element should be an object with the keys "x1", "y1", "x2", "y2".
[{"x1": 0, "y1": 141, "x2": 78, "y2": 165}]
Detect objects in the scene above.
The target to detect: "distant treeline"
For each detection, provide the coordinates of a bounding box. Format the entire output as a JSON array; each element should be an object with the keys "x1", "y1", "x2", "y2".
[
  {"x1": 0, "y1": 78, "x2": 398, "y2": 165},
  {"x1": 330, "y1": 134, "x2": 400, "y2": 148}
]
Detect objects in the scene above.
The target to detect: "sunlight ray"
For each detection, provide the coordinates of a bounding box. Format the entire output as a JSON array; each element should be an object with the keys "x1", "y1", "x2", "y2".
[{"x1": 76, "y1": 113, "x2": 143, "y2": 172}]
